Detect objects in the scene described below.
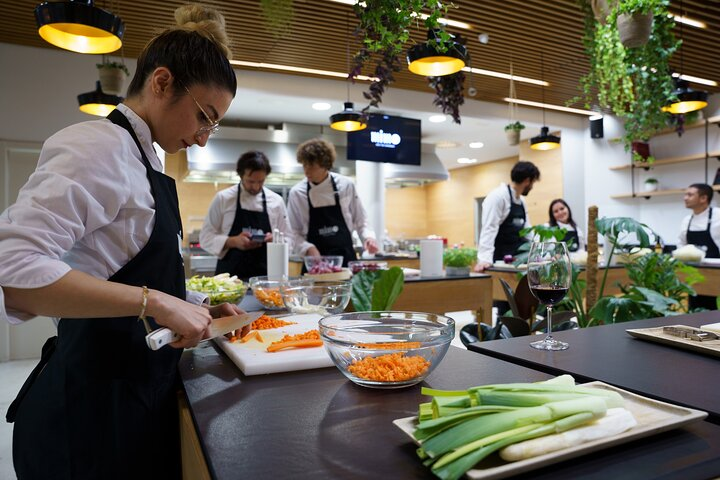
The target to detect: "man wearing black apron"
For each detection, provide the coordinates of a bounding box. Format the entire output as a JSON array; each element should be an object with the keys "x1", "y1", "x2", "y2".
[
  {"x1": 287, "y1": 138, "x2": 378, "y2": 267},
  {"x1": 201, "y1": 151, "x2": 293, "y2": 281},
  {"x1": 475, "y1": 161, "x2": 541, "y2": 272},
  {"x1": 680, "y1": 183, "x2": 719, "y2": 310},
  {"x1": 9, "y1": 110, "x2": 187, "y2": 479}
]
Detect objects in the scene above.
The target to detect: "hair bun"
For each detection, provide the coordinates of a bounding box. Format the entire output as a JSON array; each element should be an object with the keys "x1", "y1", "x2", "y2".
[{"x1": 174, "y1": 4, "x2": 232, "y2": 59}]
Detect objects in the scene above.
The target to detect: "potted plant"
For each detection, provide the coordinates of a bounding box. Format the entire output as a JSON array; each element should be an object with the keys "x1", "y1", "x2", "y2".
[
  {"x1": 615, "y1": 0, "x2": 659, "y2": 48},
  {"x1": 97, "y1": 60, "x2": 130, "y2": 96},
  {"x1": 350, "y1": 1, "x2": 453, "y2": 115},
  {"x1": 443, "y1": 246, "x2": 477, "y2": 276},
  {"x1": 575, "y1": 0, "x2": 679, "y2": 150},
  {"x1": 504, "y1": 121, "x2": 525, "y2": 146},
  {"x1": 644, "y1": 177, "x2": 659, "y2": 191}
]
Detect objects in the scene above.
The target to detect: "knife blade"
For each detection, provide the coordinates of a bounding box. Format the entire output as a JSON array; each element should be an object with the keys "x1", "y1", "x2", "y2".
[{"x1": 145, "y1": 311, "x2": 264, "y2": 350}]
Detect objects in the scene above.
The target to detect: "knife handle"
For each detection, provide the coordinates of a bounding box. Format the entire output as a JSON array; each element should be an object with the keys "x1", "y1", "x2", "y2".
[{"x1": 145, "y1": 328, "x2": 180, "y2": 350}]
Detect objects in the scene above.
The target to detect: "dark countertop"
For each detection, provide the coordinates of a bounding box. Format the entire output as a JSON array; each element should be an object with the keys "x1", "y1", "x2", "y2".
[
  {"x1": 179, "y1": 343, "x2": 720, "y2": 480},
  {"x1": 469, "y1": 311, "x2": 720, "y2": 423}
]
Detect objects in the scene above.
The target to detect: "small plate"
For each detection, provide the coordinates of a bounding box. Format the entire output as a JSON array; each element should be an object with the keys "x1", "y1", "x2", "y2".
[{"x1": 393, "y1": 381, "x2": 706, "y2": 480}]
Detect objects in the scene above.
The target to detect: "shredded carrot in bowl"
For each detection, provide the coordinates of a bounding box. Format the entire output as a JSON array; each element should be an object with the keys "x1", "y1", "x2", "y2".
[{"x1": 348, "y1": 352, "x2": 430, "y2": 382}]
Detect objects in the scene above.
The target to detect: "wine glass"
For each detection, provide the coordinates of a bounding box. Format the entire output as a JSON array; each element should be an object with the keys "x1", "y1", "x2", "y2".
[{"x1": 527, "y1": 241, "x2": 572, "y2": 351}]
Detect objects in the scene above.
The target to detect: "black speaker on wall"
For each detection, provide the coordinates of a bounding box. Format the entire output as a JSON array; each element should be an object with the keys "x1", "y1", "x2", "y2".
[{"x1": 590, "y1": 116, "x2": 604, "y2": 139}]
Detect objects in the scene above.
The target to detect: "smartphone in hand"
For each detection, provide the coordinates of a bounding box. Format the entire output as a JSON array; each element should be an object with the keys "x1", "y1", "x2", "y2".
[{"x1": 251, "y1": 233, "x2": 266, "y2": 243}]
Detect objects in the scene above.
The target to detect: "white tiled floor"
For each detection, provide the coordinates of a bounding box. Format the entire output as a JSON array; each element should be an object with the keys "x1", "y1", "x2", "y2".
[
  {"x1": 0, "y1": 359, "x2": 35, "y2": 480},
  {"x1": 0, "y1": 310, "x2": 487, "y2": 478}
]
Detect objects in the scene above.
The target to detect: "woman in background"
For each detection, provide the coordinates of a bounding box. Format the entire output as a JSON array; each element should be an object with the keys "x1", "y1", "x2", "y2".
[
  {"x1": 548, "y1": 198, "x2": 585, "y2": 252},
  {"x1": 1, "y1": 4, "x2": 237, "y2": 478}
]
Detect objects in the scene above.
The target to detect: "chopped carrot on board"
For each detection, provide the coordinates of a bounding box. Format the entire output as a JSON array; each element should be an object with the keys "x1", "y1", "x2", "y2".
[
  {"x1": 240, "y1": 330, "x2": 260, "y2": 343},
  {"x1": 250, "y1": 314, "x2": 296, "y2": 330},
  {"x1": 266, "y1": 330, "x2": 322, "y2": 352},
  {"x1": 348, "y1": 352, "x2": 430, "y2": 382}
]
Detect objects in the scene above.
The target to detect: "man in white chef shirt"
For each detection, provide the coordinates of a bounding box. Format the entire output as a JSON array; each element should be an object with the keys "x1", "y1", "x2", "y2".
[
  {"x1": 678, "y1": 183, "x2": 720, "y2": 310},
  {"x1": 200, "y1": 150, "x2": 293, "y2": 280},
  {"x1": 287, "y1": 138, "x2": 378, "y2": 266},
  {"x1": 474, "y1": 161, "x2": 540, "y2": 272}
]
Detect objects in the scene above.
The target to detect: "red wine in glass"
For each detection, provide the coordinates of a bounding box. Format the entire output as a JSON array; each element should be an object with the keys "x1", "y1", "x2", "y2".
[{"x1": 530, "y1": 286, "x2": 569, "y2": 305}]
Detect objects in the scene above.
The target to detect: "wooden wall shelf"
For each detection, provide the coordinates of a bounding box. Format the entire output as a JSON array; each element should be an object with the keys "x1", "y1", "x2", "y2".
[
  {"x1": 612, "y1": 185, "x2": 720, "y2": 200},
  {"x1": 610, "y1": 151, "x2": 720, "y2": 171},
  {"x1": 608, "y1": 115, "x2": 720, "y2": 144}
]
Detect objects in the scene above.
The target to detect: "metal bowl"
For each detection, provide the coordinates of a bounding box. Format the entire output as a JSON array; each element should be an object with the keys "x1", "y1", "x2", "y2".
[{"x1": 318, "y1": 311, "x2": 455, "y2": 389}]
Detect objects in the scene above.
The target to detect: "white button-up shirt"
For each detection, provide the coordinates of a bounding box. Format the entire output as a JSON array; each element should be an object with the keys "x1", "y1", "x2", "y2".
[
  {"x1": 0, "y1": 104, "x2": 203, "y2": 325},
  {"x1": 286, "y1": 172, "x2": 375, "y2": 256},
  {"x1": 678, "y1": 206, "x2": 720, "y2": 249},
  {"x1": 199, "y1": 184, "x2": 293, "y2": 258},
  {"x1": 477, "y1": 183, "x2": 532, "y2": 264}
]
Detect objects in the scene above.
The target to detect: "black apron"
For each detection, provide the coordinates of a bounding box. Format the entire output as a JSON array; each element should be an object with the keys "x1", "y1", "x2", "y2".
[
  {"x1": 563, "y1": 229, "x2": 580, "y2": 252},
  {"x1": 687, "y1": 208, "x2": 719, "y2": 310},
  {"x1": 306, "y1": 175, "x2": 356, "y2": 267},
  {"x1": 493, "y1": 185, "x2": 527, "y2": 261},
  {"x1": 214, "y1": 187, "x2": 271, "y2": 281},
  {"x1": 9, "y1": 109, "x2": 186, "y2": 480}
]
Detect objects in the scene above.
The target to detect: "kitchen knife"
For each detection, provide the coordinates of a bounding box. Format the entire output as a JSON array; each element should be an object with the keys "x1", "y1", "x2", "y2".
[{"x1": 145, "y1": 311, "x2": 264, "y2": 350}]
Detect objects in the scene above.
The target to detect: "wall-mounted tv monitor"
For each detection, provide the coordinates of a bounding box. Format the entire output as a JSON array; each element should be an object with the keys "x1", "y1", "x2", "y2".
[{"x1": 346, "y1": 114, "x2": 421, "y2": 165}]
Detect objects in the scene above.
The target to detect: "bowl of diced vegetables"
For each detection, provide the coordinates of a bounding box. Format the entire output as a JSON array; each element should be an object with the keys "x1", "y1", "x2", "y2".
[
  {"x1": 248, "y1": 276, "x2": 312, "y2": 310},
  {"x1": 318, "y1": 311, "x2": 455, "y2": 389},
  {"x1": 348, "y1": 260, "x2": 388, "y2": 274},
  {"x1": 303, "y1": 255, "x2": 344, "y2": 274},
  {"x1": 186, "y1": 273, "x2": 247, "y2": 305},
  {"x1": 279, "y1": 280, "x2": 352, "y2": 316}
]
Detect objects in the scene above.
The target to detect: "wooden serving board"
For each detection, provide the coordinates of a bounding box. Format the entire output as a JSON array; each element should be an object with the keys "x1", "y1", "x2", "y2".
[
  {"x1": 626, "y1": 325, "x2": 720, "y2": 358},
  {"x1": 215, "y1": 313, "x2": 334, "y2": 375}
]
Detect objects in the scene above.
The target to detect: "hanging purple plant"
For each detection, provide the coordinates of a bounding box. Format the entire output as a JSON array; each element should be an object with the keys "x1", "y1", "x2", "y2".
[{"x1": 428, "y1": 70, "x2": 466, "y2": 124}]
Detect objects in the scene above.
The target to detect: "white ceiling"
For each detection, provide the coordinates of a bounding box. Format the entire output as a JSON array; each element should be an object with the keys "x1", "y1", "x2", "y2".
[{"x1": 222, "y1": 68, "x2": 586, "y2": 171}]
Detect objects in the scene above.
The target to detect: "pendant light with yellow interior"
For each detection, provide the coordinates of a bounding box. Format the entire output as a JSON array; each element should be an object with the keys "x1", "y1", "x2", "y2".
[
  {"x1": 407, "y1": 28, "x2": 468, "y2": 77},
  {"x1": 330, "y1": 13, "x2": 366, "y2": 132},
  {"x1": 35, "y1": 0, "x2": 125, "y2": 54},
  {"x1": 662, "y1": 1, "x2": 707, "y2": 114},
  {"x1": 530, "y1": 53, "x2": 560, "y2": 151}
]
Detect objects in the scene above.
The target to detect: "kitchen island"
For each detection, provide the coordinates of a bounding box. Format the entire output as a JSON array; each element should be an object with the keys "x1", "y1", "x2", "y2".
[{"x1": 178, "y1": 343, "x2": 720, "y2": 479}]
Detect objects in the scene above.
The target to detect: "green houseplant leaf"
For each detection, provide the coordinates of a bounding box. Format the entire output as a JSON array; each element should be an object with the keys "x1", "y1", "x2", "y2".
[
  {"x1": 443, "y1": 247, "x2": 478, "y2": 268},
  {"x1": 371, "y1": 266, "x2": 404, "y2": 310},
  {"x1": 351, "y1": 267, "x2": 404, "y2": 311}
]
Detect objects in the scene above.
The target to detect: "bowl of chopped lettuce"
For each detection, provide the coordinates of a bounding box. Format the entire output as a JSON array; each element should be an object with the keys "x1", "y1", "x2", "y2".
[
  {"x1": 318, "y1": 311, "x2": 454, "y2": 389},
  {"x1": 279, "y1": 280, "x2": 351, "y2": 316},
  {"x1": 186, "y1": 273, "x2": 247, "y2": 305}
]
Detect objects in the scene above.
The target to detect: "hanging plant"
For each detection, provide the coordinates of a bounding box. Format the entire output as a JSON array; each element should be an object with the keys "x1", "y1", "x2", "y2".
[
  {"x1": 350, "y1": 0, "x2": 452, "y2": 114},
  {"x1": 428, "y1": 70, "x2": 465, "y2": 124},
  {"x1": 575, "y1": 0, "x2": 679, "y2": 149}
]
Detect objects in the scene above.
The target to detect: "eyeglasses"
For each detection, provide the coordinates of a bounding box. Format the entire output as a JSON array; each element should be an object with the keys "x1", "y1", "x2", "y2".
[{"x1": 180, "y1": 83, "x2": 220, "y2": 137}]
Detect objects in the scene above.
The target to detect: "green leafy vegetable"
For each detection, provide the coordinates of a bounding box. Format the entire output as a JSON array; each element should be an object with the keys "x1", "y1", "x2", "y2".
[{"x1": 351, "y1": 266, "x2": 404, "y2": 311}]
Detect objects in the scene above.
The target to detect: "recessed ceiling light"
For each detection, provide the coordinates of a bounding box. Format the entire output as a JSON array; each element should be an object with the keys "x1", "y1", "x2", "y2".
[
  {"x1": 435, "y1": 141, "x2": 460, "y2": 149},
  {"x1": 469, "y1": 142, "x2": 484, "y2": 149},
  {"x1": 457, "y1": 157, "x2": 477, "y2": 164},
  {"x1": 672, "y1": 73, "x2": 718, "y2": 87},
  {"x1": 312, "y1": 102, "x2": 331, "y2": 111},
  {"x1": 429, "y1": 115, "x2": 447, "y2": 123},
  {"x1": 669, "y1": 13, "x2": 706, "y2": 29},
  {"x1": 230, "y1": 60, "x2": 377, "y2": 82},
  {"x1": 503, "y1": 97, "x2": 597, "y2": 116}
]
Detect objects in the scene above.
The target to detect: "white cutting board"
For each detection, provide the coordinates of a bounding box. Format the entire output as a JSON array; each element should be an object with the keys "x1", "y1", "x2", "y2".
[{"x1": 215, "y1": 313, "x2": 334, "y2": 375}]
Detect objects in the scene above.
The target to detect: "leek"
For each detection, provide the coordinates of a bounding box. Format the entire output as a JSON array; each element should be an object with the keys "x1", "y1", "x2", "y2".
[{"x1": 410, "y1": 375, "x2": 627, "y2": 480}]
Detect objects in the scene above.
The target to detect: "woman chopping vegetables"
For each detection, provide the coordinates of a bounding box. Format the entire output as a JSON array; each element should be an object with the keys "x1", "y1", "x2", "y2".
[{"x1": 0, "y1": 4, "x2": 238, "y2": 478}]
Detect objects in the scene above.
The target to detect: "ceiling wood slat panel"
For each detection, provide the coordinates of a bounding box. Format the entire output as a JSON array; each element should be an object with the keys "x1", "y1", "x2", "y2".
[{"x1": 1, "y1": 0, "x2": 718, "y2": 112}]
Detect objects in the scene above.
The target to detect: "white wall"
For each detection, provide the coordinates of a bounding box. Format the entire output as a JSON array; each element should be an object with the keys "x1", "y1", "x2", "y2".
[{"x1": 582, "y1": 97, "x2": 720, "y2": 244}]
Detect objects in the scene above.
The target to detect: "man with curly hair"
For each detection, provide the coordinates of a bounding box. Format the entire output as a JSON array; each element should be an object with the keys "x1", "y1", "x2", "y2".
[{"x1": 287, "y1": 138, "x2": 378, "y2": 266}]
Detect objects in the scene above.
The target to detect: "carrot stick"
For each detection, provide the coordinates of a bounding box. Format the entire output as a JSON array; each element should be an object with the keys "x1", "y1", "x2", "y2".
[
  {"x1": 240, "y1": 330, "x2": 259, "y2": 343},
  {"x1": 255, "y1": 331, "x2": 264, "y2": 343},
  {"x1": 266, "y1": 339, "x2": 323, "y2": 352}
]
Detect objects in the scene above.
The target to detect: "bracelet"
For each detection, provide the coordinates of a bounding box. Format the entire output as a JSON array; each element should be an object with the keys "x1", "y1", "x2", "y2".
[{"x1": 139, "y1": 285, "x2": 149, "y2": 320}]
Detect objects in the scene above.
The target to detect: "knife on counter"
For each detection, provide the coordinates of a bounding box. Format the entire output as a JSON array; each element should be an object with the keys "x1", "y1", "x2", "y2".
[{"x1": 145, "y1": 311, "x2": 264, "y2": 350}]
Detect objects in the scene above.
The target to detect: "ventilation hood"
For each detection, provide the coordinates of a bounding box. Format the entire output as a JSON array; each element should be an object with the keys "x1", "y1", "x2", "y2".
[{"x1": 184, "y1": 122, "x2": 448, "y2": 187}]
